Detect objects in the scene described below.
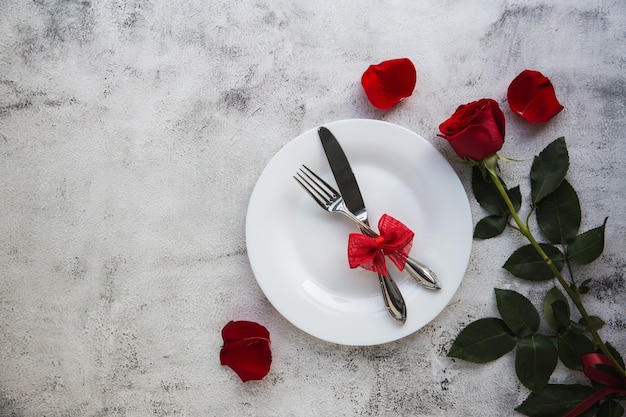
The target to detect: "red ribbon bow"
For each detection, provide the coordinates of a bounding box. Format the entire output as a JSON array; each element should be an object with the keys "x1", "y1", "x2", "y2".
[
  {"x1": 347, "y1": 214, "x2": 414, "y2": 276},
  {"x1": 564, "y1": 353, "x2": 626, "y2": 417}
]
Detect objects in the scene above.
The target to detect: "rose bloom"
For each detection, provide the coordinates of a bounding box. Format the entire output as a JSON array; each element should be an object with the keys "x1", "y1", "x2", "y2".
[{"x1": 438, "y1": 98, "x2": 505, "y2": 161}]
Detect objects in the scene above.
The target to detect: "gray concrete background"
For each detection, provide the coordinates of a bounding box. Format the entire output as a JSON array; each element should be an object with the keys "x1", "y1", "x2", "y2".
[{"x1": 1, "y1": 1, "x2": 624, "y2": 416}]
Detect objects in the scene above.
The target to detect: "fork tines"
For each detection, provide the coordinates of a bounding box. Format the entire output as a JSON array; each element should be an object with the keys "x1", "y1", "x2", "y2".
[{"x1": 294, "y1": 165, "x2": 338, "y2": 209}]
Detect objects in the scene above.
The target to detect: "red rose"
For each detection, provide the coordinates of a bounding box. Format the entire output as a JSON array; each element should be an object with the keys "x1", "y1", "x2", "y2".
[
  {"x1": 438, "y1": 98, "x2": 505, "y2": 161},
  {"x1": 507, "y1": 69, "x2": 563, "y2": 123},
  {"x1": 220, "y1": 320, "x2": 271, "y2": 382},
  {"x1": 361, "y1": 58, "x2": 417, "y2": 110}
]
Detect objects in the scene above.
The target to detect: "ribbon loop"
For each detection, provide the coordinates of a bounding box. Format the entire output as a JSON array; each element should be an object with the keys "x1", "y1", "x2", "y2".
[
  {"x1": 347, "y1": 214, "x2": 414, "y2": 276},
  {"x1": 563, "y1": 353, "x2": 626, "y2": 417}
]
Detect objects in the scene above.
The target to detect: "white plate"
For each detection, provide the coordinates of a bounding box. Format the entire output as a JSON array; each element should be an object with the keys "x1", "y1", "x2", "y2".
[{"x1": 245, "y1": 119, "x2": 472, "y2": 346}]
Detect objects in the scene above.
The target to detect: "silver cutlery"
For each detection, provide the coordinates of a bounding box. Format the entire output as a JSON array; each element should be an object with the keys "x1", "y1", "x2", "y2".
[
  {"x1": 317, "y1": 127, "x2": 406, "y2": 324},
  {"x1": 294, "y1": 165, "x2": 441, "y2": 290}
]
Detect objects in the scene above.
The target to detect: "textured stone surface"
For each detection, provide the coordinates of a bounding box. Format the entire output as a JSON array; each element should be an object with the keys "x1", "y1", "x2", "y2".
[{"x1": 0, "y1": 1, "x2": 624, "y2": 416}]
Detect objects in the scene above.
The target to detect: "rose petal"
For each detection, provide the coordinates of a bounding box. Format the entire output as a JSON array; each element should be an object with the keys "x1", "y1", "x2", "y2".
[
  {"x1": 507, "y1": 69, "x2": 563, "y2": 123},
  {"x1": 220, "y1": 321, "x2": 271, "y2": 382},
  {"x1": 222, "y1": 320, "x2": 269, "y2": 342},
  {"x1": 448, "y1": 122, "x2": 502, "y2": 162},
  {"x1": 220, "y1": 338, "x2": 272, "y2": 382},
  {"x1": 361, "y1": 58, "x2": 417, "y2": 110}
]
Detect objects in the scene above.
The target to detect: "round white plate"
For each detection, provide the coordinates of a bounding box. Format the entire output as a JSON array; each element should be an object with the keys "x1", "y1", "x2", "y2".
[{"x1": 245, "y1": 119, "x2": 472, "y2": 346}]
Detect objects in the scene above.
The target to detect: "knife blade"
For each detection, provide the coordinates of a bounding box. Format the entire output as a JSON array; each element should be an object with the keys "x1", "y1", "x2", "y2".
[
  {"x1": 318, "y1": 126, "x2": 406, "y2": 324},
  {"x1": 318, "y1": 126, "x2": 441, "y2": 291},
  {"x1": 318, "y1": 127, "x2": 367, "y2": 220}
]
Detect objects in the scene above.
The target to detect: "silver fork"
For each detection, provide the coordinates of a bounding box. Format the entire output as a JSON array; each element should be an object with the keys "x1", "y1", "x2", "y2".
[
  {"x1": 294, "y1": 165, "x2": 440, "y2": 290},
  {"x1": 295, "y1": 167, "x2": 406, "y2": 324}
]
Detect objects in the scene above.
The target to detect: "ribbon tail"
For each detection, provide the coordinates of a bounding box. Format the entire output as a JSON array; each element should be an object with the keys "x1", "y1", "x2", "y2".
[
  {"x1": 564, "y1": 353, "x2": 626, "y2": 417},
  {"x1": 563, "y1": 387, "x2": 619, "y2": 417},
  {"x1": 347, "y1": 233, "x2": 388, "y2": 275},
  {"x1": 370, "y1": 251, "x2": 388, "y2": 276},
  {"x1": 378, "y1": 214, "x2": 415, "y2": 271},
  {"x1": 386, "y1": 248, "x2": 411, "y2": 272}
]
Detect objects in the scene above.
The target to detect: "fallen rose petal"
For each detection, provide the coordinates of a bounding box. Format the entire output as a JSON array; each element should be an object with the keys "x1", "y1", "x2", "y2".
[
  {"x1": 361, "y1": 58, "x2": 417, "y2": 110},
  {"x1": 507, "y1": 69, "x2": 563, "y2": 123},
  {"x1": 222, "y1": 320, "x2": 269, "y2": 342},
  {"x1": 220, "y1": 320, "x2": 271, "y2": 382},
  {"x1": 220, "y1": 339, "x2": 272, "y2": 382}
]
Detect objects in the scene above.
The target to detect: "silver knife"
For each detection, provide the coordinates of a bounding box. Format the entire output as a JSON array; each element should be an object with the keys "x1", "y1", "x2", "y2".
[
  {"x1": 318, "y1": 127, "x2": 406, "y2": 324},
  {"x1": 318, "y1": 126, "x2": 441, "y2": 290}
]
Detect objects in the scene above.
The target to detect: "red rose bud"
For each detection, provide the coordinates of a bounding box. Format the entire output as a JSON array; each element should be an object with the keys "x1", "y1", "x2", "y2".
[
  {"x1": 220, "y1": 320, "x2": 271, "y2": 382},
  {"x1": 507, "y1": 69, "x2": 563, "y2": 123},
  {"x1": 361, "y1": 58, "x2": 417, "y2": 110},
  {"x1": 438, "y1": 98, "x2": 505, "y2": 161}
]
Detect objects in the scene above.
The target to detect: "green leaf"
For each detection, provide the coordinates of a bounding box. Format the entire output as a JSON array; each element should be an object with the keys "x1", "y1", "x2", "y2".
[
  {"x1": 578, "y1": 278, "x2": 592, "y2": 294},
  {"x1": 504, "y1": 244, "x2": 564, "y2": 281},
  {"x1": 569, "y1": 320, "x2": 588, "y2": 335},
  {"x1": 606, "y1": 342, "x2": 625, "y2": 369},
  {"x1": 472, "y1": 166, "x2": 506, "y2": 215},
  {"x1": 509, "y1": 185, "x2": 522, "y2": 213},
  {"x1": 568, "y1": 218, "x2": 608, "y2": 264},
  {"x1": 543, "y1": 286, "x2": 570, "y2": 333},
  {"x1": 598, "y1": 400, "x2": 625, "y2": 417},
  {"x1": 495, "y1": 288, "x2": 540, "y2": 337},
  {"x1": 530, "y1": 137, "x2": 569, "y2": 204},
  {"x1": 474, "y1": 215, "x2": 507, "y2": 239},
  {"x1": 448, "y1": 318, "x2": 516, "y2": 363},
  {"x1": 558, "y1": 329, "x2": 596, "y2": 370},
  {"x1": 472, "y1": 167, "x2": 522, "y2": 215},
  {"x1": 515, "y1": 384, "x2": 595, "y2": 416},
  {"x1": 536, "y1": 179, "x2": 581, "y2": 244},
  {"x1": 579, "y1": 316, "x2": 605, "y2": 333},
  {"x1": 515, "y1": 334, "x2": 559, "y2": 393},
  {"x1": 553, "y1": 301, "x2": 572, "y2": 333}
]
